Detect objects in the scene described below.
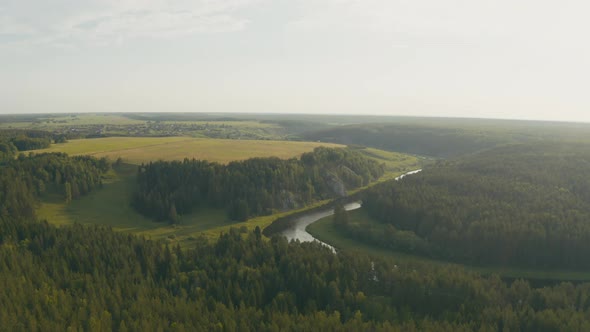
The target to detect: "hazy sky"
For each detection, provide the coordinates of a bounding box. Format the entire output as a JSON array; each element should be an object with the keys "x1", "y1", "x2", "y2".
[{"x1": 1, "y1": 0, "x2": 589, "y2": 122}]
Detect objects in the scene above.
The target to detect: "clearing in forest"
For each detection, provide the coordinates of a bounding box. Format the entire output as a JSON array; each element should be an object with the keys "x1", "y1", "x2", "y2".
[{"x1": 35, "y1": 136, "x2": 344, "y2": 164}]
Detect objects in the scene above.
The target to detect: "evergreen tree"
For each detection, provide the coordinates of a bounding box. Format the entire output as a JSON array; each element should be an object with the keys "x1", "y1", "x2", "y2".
[
  {"x1": 333, "y1": 203, "x2": 348, "y2": 226},
  {"x1": 64, "y1": 182, "x2": 72, "y2": 203},
  {"x1": 168, "y1": 204, "x2": 179, "y2": 224}
]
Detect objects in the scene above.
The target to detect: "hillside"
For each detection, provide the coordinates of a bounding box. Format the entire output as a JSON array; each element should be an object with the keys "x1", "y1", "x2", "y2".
[
  {"x1": 304, "y1": 121, "x2": 590, "y2": 158},
  {"x1": 3, "y1": 153, "x2": 590, "y2": 330},
  {"x1": 5, "y1": 117, "x2": 590, "y2": 330},
  {"x1": 345, "y1": 142, "x2": 590, "y2": 270}
]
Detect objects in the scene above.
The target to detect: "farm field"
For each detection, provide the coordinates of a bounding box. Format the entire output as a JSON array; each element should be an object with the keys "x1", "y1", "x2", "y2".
[
  {"x1": 35, "y1": 136, "x2": 344, "y2": 164},
  {"x1": 307, "y1": 209, "x2": 590, "y2": 282}
]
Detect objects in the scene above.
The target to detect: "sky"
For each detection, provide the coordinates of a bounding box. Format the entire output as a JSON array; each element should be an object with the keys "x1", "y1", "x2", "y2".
[{"x1": 1, "y1": 0, "x2": 589, "y2": 122}]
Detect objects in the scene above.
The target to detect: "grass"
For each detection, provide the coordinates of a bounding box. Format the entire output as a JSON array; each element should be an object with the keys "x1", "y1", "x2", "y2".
[
  {"x1": 37, "y1": 163, "x2": 236, "y2": 248},
  {"x1": 36, "y1": 137, "x2": 190, "y2": 156},
  {"x1": 34, "y1": 137, "x2": 344, "y2": 164},
  {"x1": 345, "y1": 148, "x2": 424, "y2": 195},
  {"x1": 308, "y1": 209, "x2": 590, "y2": 281},
  {"x1": 357, "y1": 147, "x2": 422, "y2": 172}
]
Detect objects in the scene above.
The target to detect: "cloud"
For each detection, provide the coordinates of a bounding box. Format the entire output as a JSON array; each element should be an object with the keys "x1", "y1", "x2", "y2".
[{"x1": 0, "y1": 0, "x2": 262, "y2": 47}]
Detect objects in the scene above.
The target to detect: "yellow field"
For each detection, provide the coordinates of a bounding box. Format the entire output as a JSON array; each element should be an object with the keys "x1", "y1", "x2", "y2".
[{"x1": 35, "y1": 137, "x2": 344, "y2": 164}]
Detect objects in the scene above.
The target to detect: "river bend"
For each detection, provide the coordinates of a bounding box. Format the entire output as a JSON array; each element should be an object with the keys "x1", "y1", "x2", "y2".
[{"x1": 279, "y1": 169, "x2": 422, "y2": 250}]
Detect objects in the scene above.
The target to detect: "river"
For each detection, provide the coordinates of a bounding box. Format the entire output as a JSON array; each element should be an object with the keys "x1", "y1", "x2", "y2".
[{"x1": 279, "y1": 169, "x2": 422, "y2": 250}]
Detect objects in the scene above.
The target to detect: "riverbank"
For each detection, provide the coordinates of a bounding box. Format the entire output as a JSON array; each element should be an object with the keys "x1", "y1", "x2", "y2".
[
  {"x1": 263, "y1": 169, "x2": 422, "y2": 237},
  {"x1": 279, "y1": 202, "x2": 361, "y2": 251}
]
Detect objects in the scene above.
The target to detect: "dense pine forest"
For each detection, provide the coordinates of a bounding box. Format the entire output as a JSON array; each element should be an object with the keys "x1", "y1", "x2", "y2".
[
  {"x1": 304, "y1": 121, "x2": 590, "y2": 158},
  {"x1": 356, "y1": 142, "x2": 590, "y2": 269},
  {"x1": 3, "y1": 208, "x2": 590, "y2": 330},
  {"x1": 132, "y1": 147, "x2": 385, "y2": 222}
]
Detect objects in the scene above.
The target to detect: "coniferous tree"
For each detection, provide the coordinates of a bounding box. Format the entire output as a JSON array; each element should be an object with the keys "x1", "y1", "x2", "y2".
[
  {"x1": 132, "y1": 147, "x2": 385, "y2": 222},
  {"x1": 64, "y1": 182, "x2": 72, "y2": 203},
  {"x1": 333, "y1": 203, "x2": 348, "y2": 226}
]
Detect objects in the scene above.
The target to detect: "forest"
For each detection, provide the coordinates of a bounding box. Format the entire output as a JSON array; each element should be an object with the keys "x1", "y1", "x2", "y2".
[
  {"x1": 132, "y1": 147, "x2": 385, "y2": 222},
  {"x1": 353, "y1": 142, "x2": 590, "y2": 270},
  {"x1": 4, "y1": 116, "x2": 590, "y2": 330},
  {"x1": 0, "y1": 153, "x2": 110, "y2": 223},
  {"x1": 3, "y1": 205, "x2": 590, "y2": 330},
  {"x1": 0, "y1": 129, "x2": 60, "y2": 152},
  {"x1": 304, "y1": 121, "x2": 590, "y2": 158}
]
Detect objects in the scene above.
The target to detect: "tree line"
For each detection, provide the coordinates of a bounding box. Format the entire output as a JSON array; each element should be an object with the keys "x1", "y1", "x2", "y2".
[
  {"x1": 132, "y1": 147, "x2": 385, "y2": 223},
  {"x1": 0, "y1": 152, "x2": 110, "y2": 223},
  {"x1": 304, "y1": 121, "x2": 590, "y2": 158},
  {"x1": 358, "y1": 142, "x2": 590, "y2": 270},
  {"x1": 3, "y1": 215, "x2": 590, "y2": 330},
  {"x1": 0, "y1": 129, "x2": 57, "y2": 152}
]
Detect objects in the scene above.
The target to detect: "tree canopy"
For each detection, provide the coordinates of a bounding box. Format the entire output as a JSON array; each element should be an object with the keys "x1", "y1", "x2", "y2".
[
  {"x1": 132, "y1": 147, "x2": 385, "y2": 222},
  {"x1": 2, "y1": 137, "x2": 590, "y2": 330},
  {"x1": 359, "y1": 142, "x2": 590, "y2": 269}
]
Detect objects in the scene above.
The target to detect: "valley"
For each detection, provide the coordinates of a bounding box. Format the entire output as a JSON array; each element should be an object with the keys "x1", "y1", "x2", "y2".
[{"x1": 4, "y1": 113, "x2": 590, "y2": 330}]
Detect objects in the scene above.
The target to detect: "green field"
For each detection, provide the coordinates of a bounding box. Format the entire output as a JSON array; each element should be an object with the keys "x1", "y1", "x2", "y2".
[
  {"x1": 308, "y1": 209, "x2": 590, "y2": 281},
  {"x1": 354, "y1": 147, "x2": 424, "y2": 183},
  {"x1": 35, "y1": 138, "x2": 422, "y2": 247},
  {"x1": 35, "y1": 137, "x2": 344, "y2": 164}
]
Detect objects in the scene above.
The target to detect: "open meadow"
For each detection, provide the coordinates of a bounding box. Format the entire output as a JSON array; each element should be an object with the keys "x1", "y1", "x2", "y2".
[{"x1": 35, "y1": 136, "x2": 344, "y2": 164}]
